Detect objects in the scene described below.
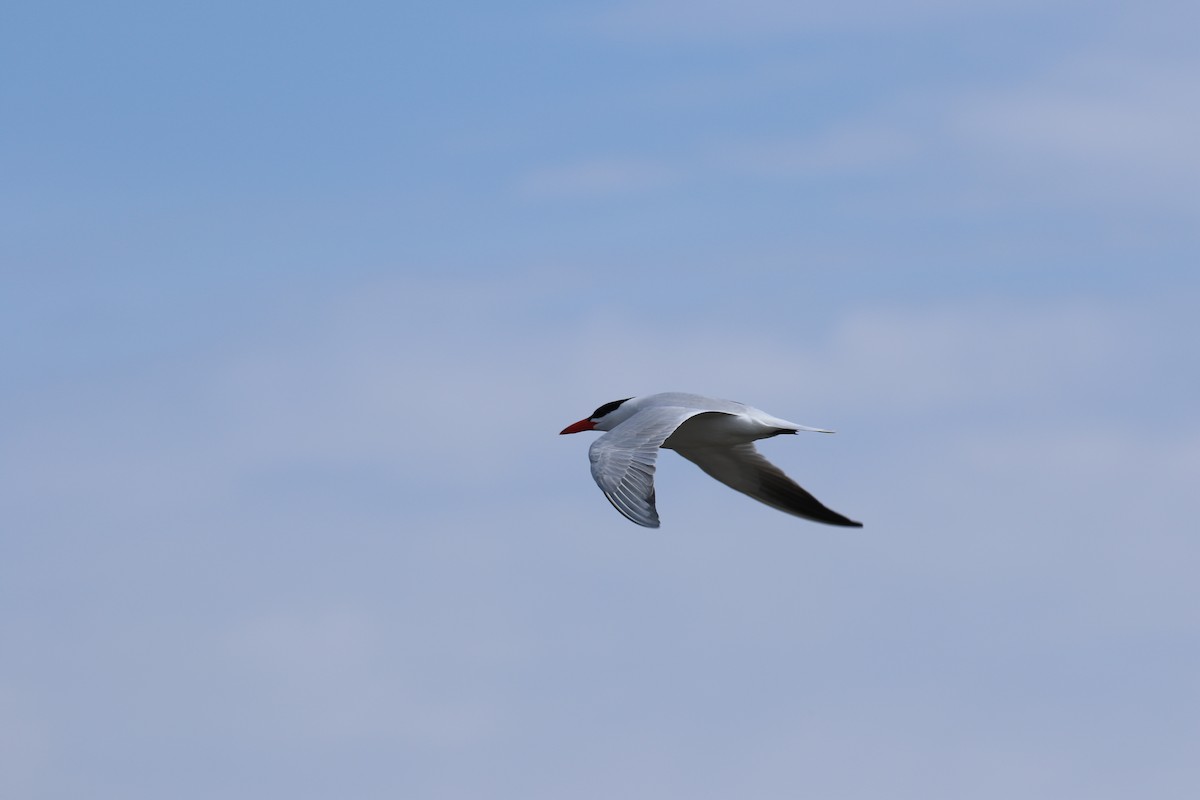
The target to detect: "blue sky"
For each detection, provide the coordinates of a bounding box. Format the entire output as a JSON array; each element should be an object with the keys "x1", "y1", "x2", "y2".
[{"x1": 3, "y1": 1, "x2": 1198, "y2": 798}]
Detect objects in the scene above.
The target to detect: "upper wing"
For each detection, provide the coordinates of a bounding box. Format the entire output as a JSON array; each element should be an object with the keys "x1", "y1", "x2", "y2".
[
  {"x1": 673, "y1": 442, "x2": 862, "y2": 527},
  {"x1": 588, "y1": 407, "x2": 707, "y2": 528}
]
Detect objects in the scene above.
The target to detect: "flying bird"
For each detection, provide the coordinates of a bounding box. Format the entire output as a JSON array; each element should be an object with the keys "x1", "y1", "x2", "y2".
[{"x1": 560, "y1": 392, "x2": 862, "y2": 528}]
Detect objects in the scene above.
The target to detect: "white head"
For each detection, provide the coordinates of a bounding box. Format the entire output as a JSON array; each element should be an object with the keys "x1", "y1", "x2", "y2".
[{"x1": 559, "y1": 397, "x2": 636, "y2": 434}]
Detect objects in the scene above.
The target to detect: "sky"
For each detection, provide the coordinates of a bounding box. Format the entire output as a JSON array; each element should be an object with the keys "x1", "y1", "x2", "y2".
[{"x1": 2, "y1": 1, "x2": 1198, "y2": 798}]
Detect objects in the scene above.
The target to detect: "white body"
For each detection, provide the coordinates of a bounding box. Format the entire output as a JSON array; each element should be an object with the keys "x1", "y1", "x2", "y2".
[{"x1": 564, "y1": 393, "x2": 861, "y2": 529}]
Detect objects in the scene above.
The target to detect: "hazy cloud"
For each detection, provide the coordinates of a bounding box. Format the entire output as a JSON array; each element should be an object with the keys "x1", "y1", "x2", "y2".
[
  {"x1": 591, "y1": 0, "x2": 1054, "y2": 41},
  {"x1": 517, "y1": 158, "x2": 676, "y2": 199}
]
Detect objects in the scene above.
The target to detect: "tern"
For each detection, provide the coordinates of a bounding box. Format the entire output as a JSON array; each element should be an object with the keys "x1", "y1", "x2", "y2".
[{"x1": 560, "y1": 392, "x2": 862, "y2": 528}]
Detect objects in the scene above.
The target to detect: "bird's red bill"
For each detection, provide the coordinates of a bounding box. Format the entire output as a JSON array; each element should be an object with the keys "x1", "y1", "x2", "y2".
[{"x1": 560, "y1": 418, "x2": 596, "y2": 434}]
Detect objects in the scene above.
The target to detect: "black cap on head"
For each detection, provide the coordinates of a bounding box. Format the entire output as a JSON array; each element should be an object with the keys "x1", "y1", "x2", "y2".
[{"x1": 591, "y1": 398, "x2": 632, "y2": 420}]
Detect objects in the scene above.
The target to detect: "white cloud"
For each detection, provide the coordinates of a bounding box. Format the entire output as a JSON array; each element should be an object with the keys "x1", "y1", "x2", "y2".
[
  {"x1": 512, "y1": 124, "x2": 919, "y2": 203},
  {"x1": 223, "y1": 607, "x2": 501, "y2": 746},
  {"x1": 536, "y1": 4, "x2": 1200, "y2": 219},
  {"x1": 517, "y1": 158, "x2": 676, "y2": 199},
  {"x1": 714, "y1": 126, "x2": 917, "y2": 177},
  {"x1": 591, "y1": 0, "x2": 1051, "y2": 41},
  {"x1": 955, "y1": 55, "x2": 1200, "y2": 191},
  {"x1": 815, "y1": 301, "x2": 1129, "y2": 412},
  {"x1": 518, "y1": 51, "x2": 1199, "y2": 215},
  {"x1": 558, "y1": 297, "x2": 1139, "y2": 422}
]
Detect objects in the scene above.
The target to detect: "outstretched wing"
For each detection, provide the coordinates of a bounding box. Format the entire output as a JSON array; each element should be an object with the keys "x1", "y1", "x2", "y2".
[
  {"x1": 673, "y1": 442, "x2": 862, "y2": 527},
  {"x1": 588, "y1": 407, "x2": 706, "y2": 528}
]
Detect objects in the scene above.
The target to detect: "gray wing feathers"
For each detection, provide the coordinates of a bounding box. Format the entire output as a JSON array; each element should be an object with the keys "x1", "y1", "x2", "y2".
[
  {"x1": 587, "y1": 407, "x2": 704, "y2": 528},
  {"x1": 589, "y1": 442, "x2": 660, "y2": 527},
  {"x1": 674, "y1": 443, "x2": 863, "y2": 527}
]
